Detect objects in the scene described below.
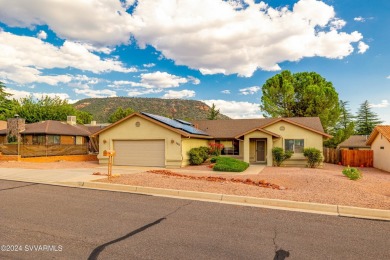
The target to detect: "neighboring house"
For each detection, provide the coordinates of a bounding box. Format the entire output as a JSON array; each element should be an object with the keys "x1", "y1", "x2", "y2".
[
  {"x1": 366, "y1": 125, "x2": 390, "y2": 172},
  {"x1": 338, "y1": 135, "x2": 371, "y2": 150},
  {"x1": 92, "y1": 112, "x2": 331, "y2": 168},
  {"x1": 0, "y1": 117, "x2": 104, "y2": 156}
]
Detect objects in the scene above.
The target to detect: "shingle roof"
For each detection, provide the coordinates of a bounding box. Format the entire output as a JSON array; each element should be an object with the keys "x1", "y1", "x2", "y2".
[
  {"x1": 366, "y1": 125, "x2": 390, "y2": 145},
  {"x1": 192, "y1": 117, "x2": 328, "y2": 138},
  {"x1": 21, "y1": 120, "x2": 91, "y2": 136},
  {"x1": 338, "y1": 135, "x2": 370, "y2": 148}
]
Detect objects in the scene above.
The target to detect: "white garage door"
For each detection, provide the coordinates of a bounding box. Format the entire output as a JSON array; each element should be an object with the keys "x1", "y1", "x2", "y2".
[{"x1": 113, "y1": 140, "x2": 165, "y2": 167}]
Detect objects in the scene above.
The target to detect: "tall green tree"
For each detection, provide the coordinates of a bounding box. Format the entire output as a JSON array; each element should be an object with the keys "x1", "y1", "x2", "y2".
[
  {"x1": 324, "y1": 100, "x2": 355, "y2": 148},
  {"x1": 0, "y1": 82, "x2": 14, "y2": 120},
  {"x1": 260, "y1": 70, "x2": 340, "y2": 132},
  {"x1": 207, "y1": 103, "x2": 220, "y2": 120},
  {"x1": 108, "y1": 107, "x2": 134, "y2": 123},
  {"x1": 355, "y1": 100, "x2": 383, "y2": 135},
  {"x1": 12, "y1": 95, "x2": 92, "y2": 124}
]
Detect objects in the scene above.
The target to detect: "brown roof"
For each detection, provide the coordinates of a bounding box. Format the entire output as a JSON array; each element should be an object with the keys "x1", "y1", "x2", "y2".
[
  {"x1": 192, "y1": 117, "x2": 329, "y2": 138},
  {"x1": 366, "y1": 125, "x2": 390, "y2": 145},
  {"x1": 338, "y1": 135, "x2": 370, "y2": 148},
  {"x1": 21, "y1": 120, "x2": 91, "y2": 136}
]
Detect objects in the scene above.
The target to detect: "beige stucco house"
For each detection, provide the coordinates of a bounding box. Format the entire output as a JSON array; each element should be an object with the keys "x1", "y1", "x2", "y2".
[
  {"x1": 92, "y1": 112, "x2": 331, "y2": 168},
  {"x1": 366, "y1": 125, "x2": 390, "y2": 172}
]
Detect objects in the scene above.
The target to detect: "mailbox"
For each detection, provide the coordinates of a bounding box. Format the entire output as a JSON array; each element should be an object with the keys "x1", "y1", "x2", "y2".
[{"x1": 103, "y1": 150, "x2": 116, "y2": 156}]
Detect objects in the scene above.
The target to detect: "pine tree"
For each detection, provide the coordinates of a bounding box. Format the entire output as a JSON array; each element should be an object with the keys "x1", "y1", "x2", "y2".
[
  {"x1": 207, "y1": 103, "x2": 220, "y2": 120},
  {"x1": 355, "y1": 100, "x2": 383, "y2": 135}
]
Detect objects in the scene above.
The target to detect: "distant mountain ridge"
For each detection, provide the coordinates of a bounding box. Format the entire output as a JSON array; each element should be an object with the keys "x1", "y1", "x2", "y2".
[{"x1": 73, "y1": 97, "x2": 230, "y2": 123}]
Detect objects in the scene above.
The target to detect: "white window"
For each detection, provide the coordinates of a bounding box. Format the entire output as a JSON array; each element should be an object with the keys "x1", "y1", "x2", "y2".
[{"x1": 285, "y1": 139, "x2": 304, "y2": 153}]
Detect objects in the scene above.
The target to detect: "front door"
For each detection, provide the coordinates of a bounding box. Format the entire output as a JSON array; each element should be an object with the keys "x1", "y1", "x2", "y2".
[{"x1": 256, "y1": 140, "x2": 266, "y2": 162}]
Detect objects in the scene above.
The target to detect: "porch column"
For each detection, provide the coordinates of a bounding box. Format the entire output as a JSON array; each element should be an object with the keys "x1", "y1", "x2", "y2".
[
  {"x1": 266, "y1": 136, "x2": 273, "y2": 166},
  {"x1": 243, "y1": 136, "x2": 250, "y2": 163}
]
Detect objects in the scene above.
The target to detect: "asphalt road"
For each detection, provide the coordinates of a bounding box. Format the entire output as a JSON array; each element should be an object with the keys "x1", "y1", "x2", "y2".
[{"x1": 0, "y1": 180, "x2": 389, "y2": 260}]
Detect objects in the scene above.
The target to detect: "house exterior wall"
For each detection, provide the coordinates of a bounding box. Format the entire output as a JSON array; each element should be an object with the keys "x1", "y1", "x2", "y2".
[
  {"x1": 181, "y1": 138, "x2": 209, "y2": 166},
  {"x1": 371, "y1": 134, "x2": 390, "y2": 172},
  {"x1": 263, "y1": 121, "x2": 324, "y2": 167},
  {"x1": 98, "y1": 115, "x2": 182, "y2": 168}
]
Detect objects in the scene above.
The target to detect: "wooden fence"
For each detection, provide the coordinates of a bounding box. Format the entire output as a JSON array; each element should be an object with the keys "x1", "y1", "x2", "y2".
[
  {"x1": 0, "y1": 144, "x2": 88, "y2": 157},
  {"x1": 323, "y1": 148, "x2": 373, "y2": 167}
]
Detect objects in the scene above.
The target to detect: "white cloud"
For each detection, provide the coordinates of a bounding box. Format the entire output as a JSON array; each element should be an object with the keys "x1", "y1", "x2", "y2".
[
  {"x1": 370, "y1": 100, "x2": 389, "y2": 108},
  {"x1": 5, "y1": 87, "x2": 70, "y2": 101},
  {"x1": 203, "y1": 99, "x2": 262, "y2": 119},
  {"x1": 354, "y1": 16, "x2": 365, "y2": 22},
  {"x1": 37, "y1": 30, "x2": 47, "y2": 40},
  {"x1": 239, "y1": 86, "x2": 261, "y2": 95},
  {"x1": 387, "y1": 75, "x2": 390, "y2": 79},
  {"x1": 330, "y1": 18, "x2": 346, "y2": 30},
  {"x1": 357, "y1": 41, "x2": 369, "y2": 54},
  {"x1": 143, "y1": 63, "x2": 156, "y2": 68},
  {"x1": 0, "y1": 31, "x2": 133, "y2": 85},
  {"x1": 131, "y1": 0, "x2": 364, "y2": 77},
  {"x1": 75, "y1": 87, "x2": 116, "y2": 98},
  {"x1": 221, "y1": 90, "x2": 231, "y2": 94},
  {"x1": 128, "y1": 88, "x2": 163, "y2": 96},
  {"x1": 140, "y1": 71, "x2": 188, "y2": 88},
  {"x1": 187, "y1": 76, "x2": 201, "y2": 85},
  {"x1": 162, "y1": 90, "x2": 195, "y2": 99},
  {"x1": 0, "y1": 0, "x2": 136, "y2": 46}
]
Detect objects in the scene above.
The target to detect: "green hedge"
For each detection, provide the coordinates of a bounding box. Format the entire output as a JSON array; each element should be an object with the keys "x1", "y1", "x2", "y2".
[
  {"x1": 213, "y1": 157, "x2": 249, "y2": 172},
  {"x1": 188, "y1": 146, "x2": 210, "y2": 165}
]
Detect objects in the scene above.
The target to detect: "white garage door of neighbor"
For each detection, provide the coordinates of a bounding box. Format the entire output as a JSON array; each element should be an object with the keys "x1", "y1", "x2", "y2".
[{"x1": 113, "y1": 140, "x2": 165, "y2": 167}]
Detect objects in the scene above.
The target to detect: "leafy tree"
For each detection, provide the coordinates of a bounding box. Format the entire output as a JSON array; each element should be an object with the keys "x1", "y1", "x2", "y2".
[
  {"x1": 324, "y1": 100, "x2": 355, "y2": 148},
  {"x1": 260, "y1": 70, "x2": 340, "y2": 132},
  {"x1": 355, "y1": 100, "x2": 383, "y2": 135},
  {"x1": 0, "y1": 82, "x2": 14, "y2": 120},
  {"x1": 108, "y1": 107, "x2": 134, "y2": 123},
  {"x1": 207, "y1": 103, "x2": 220, "y2": 120},
  {"x1": 12, "y1": 95, "x2": 92, "y2": 124}
]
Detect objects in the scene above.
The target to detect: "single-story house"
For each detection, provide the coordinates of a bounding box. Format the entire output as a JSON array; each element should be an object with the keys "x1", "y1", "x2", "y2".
[
  {"x1": 366, "y1": 125, "x2": 390, "y2": 172},
  {"x1": 0, "y1": 117, "x2": 104, "y2": 156},
  {"x1": 338, "y1": 135, "x2": 371, "y2": 150},
  {"x1": 92, "y1": 112, "x2": 331, "y2": 168}
]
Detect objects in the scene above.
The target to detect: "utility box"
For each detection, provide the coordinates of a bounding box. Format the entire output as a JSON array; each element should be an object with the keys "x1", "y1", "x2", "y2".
[{"x1": 103, "y1": 150, "x2": 116, "y2": 156}]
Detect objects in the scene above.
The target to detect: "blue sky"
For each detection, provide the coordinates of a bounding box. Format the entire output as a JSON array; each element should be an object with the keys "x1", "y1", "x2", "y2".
[{"x1": 0, "y1": 0, "x2": 389, "y2": 123}]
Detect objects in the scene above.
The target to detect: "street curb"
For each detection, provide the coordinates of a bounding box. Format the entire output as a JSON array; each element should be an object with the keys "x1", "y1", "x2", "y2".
[{"x1": 59, "y1": 181, "x2": 390, "y2": 221}]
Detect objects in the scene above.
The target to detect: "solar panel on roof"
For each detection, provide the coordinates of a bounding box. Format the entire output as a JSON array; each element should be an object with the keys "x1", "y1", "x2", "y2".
[
  {"x1": 142, "y1": 112, "x2": 209, "y2": 136},
  {"x1": 174, "y1": 119, "x2": 193, "y2": 126}
]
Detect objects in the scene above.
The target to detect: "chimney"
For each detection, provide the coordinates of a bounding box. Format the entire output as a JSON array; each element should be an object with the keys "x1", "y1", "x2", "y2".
[
  {"x1": 67, "y1": 116, "x2": 77, "y2": 125},
  {"x1": 90, "y1": 121, "x2": 96, "y2": 126},
  {"x1": 6, "y1": 116, "x2": 25, "y2": 143}
]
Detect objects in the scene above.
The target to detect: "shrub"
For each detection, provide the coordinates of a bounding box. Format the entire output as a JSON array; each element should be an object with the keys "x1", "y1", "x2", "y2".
[
  {"x1": 213, "y1": 157, "x2": 249, "y2": 172},
  {"x1": 303, "y1": 148, "x2": 323, "y2": 168},
  {"x1": 210, "y1": 156, "x2": 218, "y2": 163},
  {"x1": 342, "y1": 166, "x2": 362, "y2": 180},
  {"x1": 272, "y1": 147, "x2": 293, "y2": 167},
  {"x1": 198, "y1": 146, "x2": 210, "y2": 162},
  {"x1": 188, "y1": 148, "x2": 203, "y2": 165},
  {"x1": 209, "y1": 142, "x2": 224, "y2": 156}
]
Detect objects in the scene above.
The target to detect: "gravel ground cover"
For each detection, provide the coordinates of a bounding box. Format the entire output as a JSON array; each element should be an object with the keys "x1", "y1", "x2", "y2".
[{"x1": 1, "y1": 160, "x2": 388, "y2": 210}]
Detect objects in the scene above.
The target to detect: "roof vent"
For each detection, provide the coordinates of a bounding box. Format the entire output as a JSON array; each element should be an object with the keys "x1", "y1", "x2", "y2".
[{"x1": 67, "y1": 116, "x2": 77, "y2": 126}]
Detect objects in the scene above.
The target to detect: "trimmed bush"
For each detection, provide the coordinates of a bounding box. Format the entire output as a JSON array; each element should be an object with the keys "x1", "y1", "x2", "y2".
[
  {"x1": 213, "y1": 157, "x2": 249, "y2": 172},
  {"x1": 198, "y1": 146, "x2": 210, "y2": 162},
  {"x1": 210, "y1": 156, "x2": 218, "y2": 163},
  {"x1": 272, "y1": 147, "x2": 293, "y2": 167},
  {"x1": 303, "y1": 148, "x2": 323, "y2": 168},
  {"x1": 342, "y1": 166, "x2": 362, "y2": 180},
  {"x1": 188, "y1": 148, "x2": 203, "y2": 165}
]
